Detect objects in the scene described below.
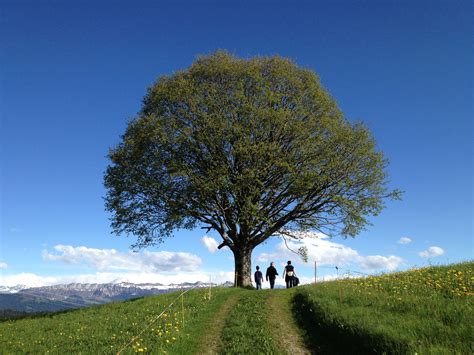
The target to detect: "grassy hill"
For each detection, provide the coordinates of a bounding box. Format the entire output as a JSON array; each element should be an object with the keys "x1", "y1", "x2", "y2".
[
  {"x1": 0, "y1": 262, "x2": 472, "y2": 354},
  {"x1": 293, "y1": 261, "x2": 473, "y2": 354}
]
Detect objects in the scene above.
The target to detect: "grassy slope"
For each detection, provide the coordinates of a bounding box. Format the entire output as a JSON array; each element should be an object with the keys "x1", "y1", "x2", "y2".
[
  {"x1": 0, "y1": 262, "x2": 472, "y2": 354},
  {"x1": 265, "y1": 290, "x2": 310, "y2": 355},
  {"x1": 196, "y1": 291, "x2": 241, "y2": 354},
  {"x1": 293, "y1": 261, "x2": 474, "y2": 354},
  {"x1": 0, "y1": 287, "x2": 236, "y2": 354},
  {"x1": 220, "y1": 290, "x2": 279, "y2": 354}
]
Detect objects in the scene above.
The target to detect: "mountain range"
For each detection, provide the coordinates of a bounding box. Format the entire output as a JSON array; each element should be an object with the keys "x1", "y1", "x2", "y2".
[{"x1": 0, "y1": 281, "x2": 232, "y2": 314}]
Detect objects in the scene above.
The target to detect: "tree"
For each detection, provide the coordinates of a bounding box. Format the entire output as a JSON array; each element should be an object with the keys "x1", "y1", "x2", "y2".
[{"x1": 104, "y1": 51, "x2": 400, "y2": 287}]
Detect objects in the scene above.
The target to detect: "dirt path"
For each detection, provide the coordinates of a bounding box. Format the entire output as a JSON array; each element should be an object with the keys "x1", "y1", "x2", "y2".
[
  {"x1": 266, "y1": 291, "x2": 312, "y2": 355},
  {"x1": 197, "y1": 293, "x2": 240, "y2": 354}
]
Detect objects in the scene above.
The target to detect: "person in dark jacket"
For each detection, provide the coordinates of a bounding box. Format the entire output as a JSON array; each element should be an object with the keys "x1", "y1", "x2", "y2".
[
  {"x1": 283, "y1": 260, "x2": 296, "y2": 288},
  {"x1": 254, "y1": 266, "x2": 263, "y2": 290},
  {"x1": 265, "y1": 262, "x2": 279, "y2": 289}
]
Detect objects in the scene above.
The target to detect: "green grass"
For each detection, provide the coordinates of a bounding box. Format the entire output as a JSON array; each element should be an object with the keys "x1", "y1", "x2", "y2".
[
  {"x1": 0, "y1": 262, "x2": 472, "y2": 354},
  {"x1": 292, "y1": 261, "x2": 474, "y2": 354},
  {"x1": 0, "y1": 286, "x2": 235, "y2": 354},
  {"x1": 220, "y1": 289, "x2": 280, "y2": 354}
]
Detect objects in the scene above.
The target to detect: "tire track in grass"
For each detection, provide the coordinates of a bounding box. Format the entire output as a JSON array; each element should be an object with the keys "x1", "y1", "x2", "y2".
[
  {"x1": 197, "y1": 291, "x2": 241, "y2": 354},
  {"x1": 219, "y1": 290, "x2": 280, "y2": 354},
  {"x1": 266, "y1": 290, "x2": 312, "y2": 355}
]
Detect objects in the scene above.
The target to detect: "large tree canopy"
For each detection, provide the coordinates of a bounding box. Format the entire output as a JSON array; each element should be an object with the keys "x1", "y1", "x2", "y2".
[{"x1": 104, "y1": 51, "x2": 400, "y2": 287}]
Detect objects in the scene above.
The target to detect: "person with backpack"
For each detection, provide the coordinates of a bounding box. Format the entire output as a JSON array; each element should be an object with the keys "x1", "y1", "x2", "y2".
[
  {"x1": 265, "y1": 262, "x2": 279, "y2": 289},
  {"x1": 254, "y1": 266, "x2": 264, "y2": 290},
  {"x1": 282, "y1": 260, "x2": 296, "y2": 288}
]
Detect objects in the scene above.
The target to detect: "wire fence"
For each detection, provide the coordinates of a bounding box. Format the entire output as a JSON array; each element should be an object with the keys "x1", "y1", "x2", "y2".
[
  {"x1": 8, "y1": 280, "x2": 227, "y2": 312},
  {"x1": 1, "y1": 280, "x2": 225, "y2": 354},
  {"x1": 312, "y1": 263, "x2": 372, "y2": 284},
  {"x1": 116, "y1": 281, "x2": 207, "y2": 354},
  {"x1": 3, "y1": 269, "x2": 381, "y2": 353}
]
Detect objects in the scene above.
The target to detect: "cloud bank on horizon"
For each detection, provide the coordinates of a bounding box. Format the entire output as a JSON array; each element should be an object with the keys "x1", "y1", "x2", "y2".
[
  {"x1": 256, "y1": 232, "x2": 404, "y2": 272},
  {"x1": 0, "y1": 271, "x2": 236, "y2": 289},
  {"x1": 0, "y1": 232, "x2": 448, "y2": 288}
]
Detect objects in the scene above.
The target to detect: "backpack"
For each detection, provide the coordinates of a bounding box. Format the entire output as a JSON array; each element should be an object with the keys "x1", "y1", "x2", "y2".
[{"x1": 293, "y1": 276, "x2": 299, "y2": 286}]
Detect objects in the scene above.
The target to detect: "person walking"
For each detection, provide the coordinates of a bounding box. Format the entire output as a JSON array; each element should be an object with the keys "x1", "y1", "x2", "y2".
[
  {"x1": 254, "y1": 266, "x2": 264, "y2": 290},
  {"x1": 283, "y1": 260, "x2": 296, "y2": 288},
  {"x1": 265, "y1": 262, "x2": 279, "y2": 289}
]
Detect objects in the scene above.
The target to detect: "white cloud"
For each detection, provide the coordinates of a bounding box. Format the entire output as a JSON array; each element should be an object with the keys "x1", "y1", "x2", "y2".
[
  {"x1": 0, "y1": 273, "x2": 59, "y2": 288},
  {"x1": 296, "y1": 275, "x2": 315, "y2": 285},
  {"x1": 0, "y1": 262, "x2": 7, "y2": 269},
  {"x1": 42, "y1": 245, "x2": 201, "y2": 272},
  {"x1": 250, "y1": 274, "x2": 317, "y2": 289},
  {"x1": 256, "y1": 231, "x2": 404, "y2": 273},
  {"x1": 272, "y1": 233, "x2": 360, "y2": 266},
  {"x1": 0, "y1": 270, "x2": 236, "y2": 288},
  {"x1": 358, "y1": 255, "x2": 403, "y2": 271},
  {"x1": 256, "y1": 253, "x2": 271, "y2": 263},
  {"x1": 201, "y1": 236, "x2": 219, "y2": 253},
  {"x1": 398, "y1": 237, "x2": 412, "y2": 245},
  {"x1": 419, "y1": 246, "x2": 444, "y2": 258}
]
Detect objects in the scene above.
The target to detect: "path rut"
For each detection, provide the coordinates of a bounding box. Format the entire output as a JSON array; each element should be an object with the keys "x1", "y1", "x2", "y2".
[
  {"x1": 266, "y1": 291, "x2": 312, "y2": 355},
  {"x1": 197, "y1": 293, "x2": 240, "y2": 354}
]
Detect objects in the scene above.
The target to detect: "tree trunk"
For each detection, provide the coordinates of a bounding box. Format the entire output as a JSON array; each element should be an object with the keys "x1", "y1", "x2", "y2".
[{"x1": 233, "y1": 247, "x2": 253, "y2": 287}]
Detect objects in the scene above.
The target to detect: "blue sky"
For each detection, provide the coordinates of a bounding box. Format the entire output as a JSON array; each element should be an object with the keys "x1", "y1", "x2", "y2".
[{"x1": 1, "y1": 0, "x2": 472, "y2": 288}]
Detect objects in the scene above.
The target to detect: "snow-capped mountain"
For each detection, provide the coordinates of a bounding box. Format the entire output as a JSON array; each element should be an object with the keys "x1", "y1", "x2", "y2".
[
  {"x1": 0, "y1": 285, "x2": 28, "y2": 294},
  {"x1": 0, "y1": 281, "x2": 231, "y2": 313}
]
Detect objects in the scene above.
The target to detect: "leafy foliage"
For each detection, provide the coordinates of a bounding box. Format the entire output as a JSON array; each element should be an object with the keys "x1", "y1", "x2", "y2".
[{"x1": 105, "y1": 51, "x2": 399, "y2": 252}]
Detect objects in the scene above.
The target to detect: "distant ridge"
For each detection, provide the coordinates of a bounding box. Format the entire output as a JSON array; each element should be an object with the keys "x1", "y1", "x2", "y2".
[{"x1": 0, "y1": 281, "x2": 233, "y2": 313}]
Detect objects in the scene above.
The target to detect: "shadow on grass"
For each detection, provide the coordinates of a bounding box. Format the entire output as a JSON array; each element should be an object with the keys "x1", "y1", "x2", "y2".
[{"x1": 291, "y1": 290, "x2": 410, "y2": 355}]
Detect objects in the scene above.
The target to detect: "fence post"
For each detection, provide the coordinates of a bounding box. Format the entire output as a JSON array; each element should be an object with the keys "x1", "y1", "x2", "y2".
[
  {"x1": 209, "y1": 275, "x2": 212, "y2": 300},
  {"x1": 181, "y1": 293, "x2": 184, "y2": 328},
  {"x1": 314, "y1": 260, "x2": 317, "y2": 284}
]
